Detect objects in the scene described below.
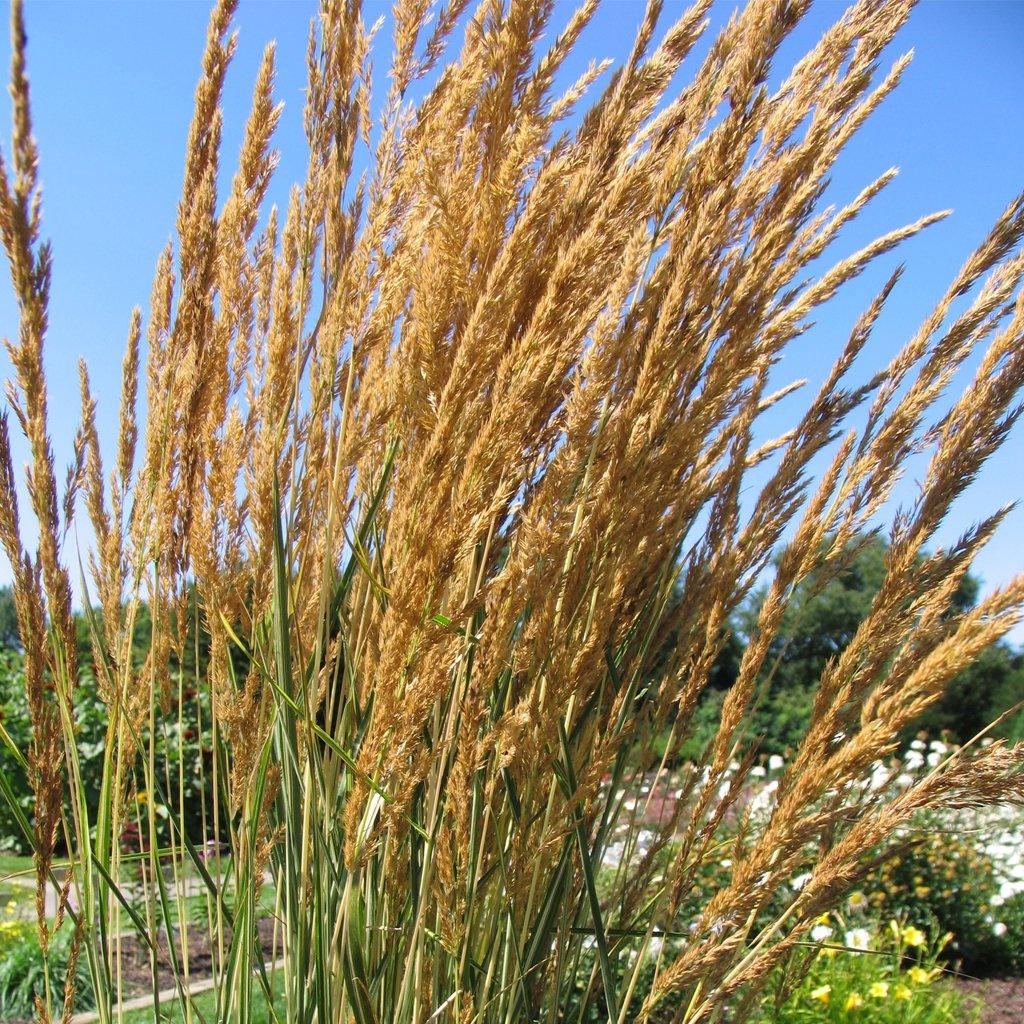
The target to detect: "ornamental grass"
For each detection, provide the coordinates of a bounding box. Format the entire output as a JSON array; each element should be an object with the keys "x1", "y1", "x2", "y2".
[{"x1": 0, "y1": 0, "x2": 1023, "y2": 1022}]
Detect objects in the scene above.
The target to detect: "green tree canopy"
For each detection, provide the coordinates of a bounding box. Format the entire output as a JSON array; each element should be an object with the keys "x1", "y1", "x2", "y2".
[
  {"x1": 0, "y1": 585, "x2": 20, "y2": 650},
  {"x1": 684, "y1": 534, "x2": 1023, "y2": 756}
]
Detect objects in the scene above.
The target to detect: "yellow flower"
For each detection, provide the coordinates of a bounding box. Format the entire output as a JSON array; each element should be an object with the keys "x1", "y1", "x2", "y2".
[
  {"x1": 810, "y1": 985, "x2": 831, "y2": 1004},
  {"x1": 136, "y1": 790, "x2": 149, "y2": 804},
  {"x1": 869, "y1": 981, "x2": 889, "y2": 999},
  {"x1": 907, "y1": 966, "x2": 931, "y2": 985},
  {"x1": 901, "y1": 925, "x2": 926, "y2": 948},
  {"x1": 894, "y1": 984, "x2": 912, "y2": 1001},
  {"x1": 845, "y1": 992, "x2": 864, "y2": 1010}
]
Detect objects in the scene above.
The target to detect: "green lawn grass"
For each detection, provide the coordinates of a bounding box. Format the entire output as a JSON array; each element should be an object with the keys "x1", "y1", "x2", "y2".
[
  {"x1": 119, "y1": 974, "x2": 285, "y2": 1024},
  {"x1": 0, "y1": 851, "x2": 35, "y2": 879}
]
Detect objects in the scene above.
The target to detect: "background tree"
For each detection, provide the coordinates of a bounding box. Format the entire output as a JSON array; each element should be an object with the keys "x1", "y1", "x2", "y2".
[
  {"x1": 0, "y1": 585, "x2": 20, "y2": 651},
  {"x1": 680, "y1": 534, "x2": 1024, "y2": 757}
]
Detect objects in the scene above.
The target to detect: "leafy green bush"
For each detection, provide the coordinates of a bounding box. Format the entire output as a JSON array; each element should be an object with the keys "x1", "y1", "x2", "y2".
[
  {"x1": 0, "y1": 643, "x2": 216, "y2": 855},
  {"x1": 566, "y1": 938, "x2": 688, "y2": 1024},
  {"x1": 0, "y1": 651, "x2": 36, "y2": 851},
  {"x1": 0, "y1": 649, "x2": 113, "y2": 855},
  {"x1": 986, "y1": 892, "x2": 1024, "y2": 978},
  {"x1": 863, "y1": 815, "x2": 998, "y2": 975},
  {"x1": 0, "y1": 921, "x2": 94, "y2": 1021},
  {"x1": 846, "y1": 741, "x2": 1024, "y2": 977}
]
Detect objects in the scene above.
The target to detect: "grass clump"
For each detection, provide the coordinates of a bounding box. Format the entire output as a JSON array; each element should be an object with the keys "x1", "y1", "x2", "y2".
[{"x1": 0, "y1": 1, "x2": 1023, "y2": 1023}]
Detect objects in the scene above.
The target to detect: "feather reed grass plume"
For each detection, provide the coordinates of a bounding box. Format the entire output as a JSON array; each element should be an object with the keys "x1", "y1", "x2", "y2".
[{"x1": 0, "y1": 0, "x2": 1023, "y2": 1022}]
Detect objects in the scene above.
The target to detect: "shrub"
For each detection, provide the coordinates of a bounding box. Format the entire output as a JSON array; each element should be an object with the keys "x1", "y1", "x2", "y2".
[
  {"x1": 0, "y1": 922, "x2": 94, "y2": 1022},
  {"x1": 0, "y1": 647, "x2": 215, "y2": 855},
  {"x1": 863, "y1": 744, "x2": 1024, "y2": 977},
  {"x1": 671, "y1": 741, "x2": 1024, "y2": 978},
  {"x1": 736, "y1": 739, "x2": 1024, "y2": 977},
  {"x1": 866, "y1": 813, "x2": 998, "y2": 971},
  {"x1": 991, "y1": 892, "x2": 1024, "y2": 977}
]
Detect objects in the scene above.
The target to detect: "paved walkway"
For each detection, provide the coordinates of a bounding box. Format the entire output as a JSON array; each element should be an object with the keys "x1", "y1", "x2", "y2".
[{"x1": 3, "y1": 869, "x2": 271, "y2": 918}]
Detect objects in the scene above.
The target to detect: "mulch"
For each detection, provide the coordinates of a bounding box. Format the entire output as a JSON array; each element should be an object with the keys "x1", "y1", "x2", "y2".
[
  {"x1": 111, "y1": 914, "x2": 279, "y2": 996},
  {"x1": 957, "y1": 977, "x2": 1024, "y2": 1024}
]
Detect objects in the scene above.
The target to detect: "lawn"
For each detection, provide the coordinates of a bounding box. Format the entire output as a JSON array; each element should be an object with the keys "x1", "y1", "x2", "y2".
[
  {"x1": 118, "y1": 976, "x2": 285, "y2": 1024},
  {"x1": 0, "y1": 851, "x2": 35, "y2": 880}
]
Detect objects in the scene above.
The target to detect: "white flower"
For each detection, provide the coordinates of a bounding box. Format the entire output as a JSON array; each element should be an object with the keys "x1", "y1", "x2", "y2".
[
  {"x1": 929, "y1": 740, "x2": 948, "y2": 755},
  {"x1": 845, "y1": 928, "x2": 871, "y2": 951},
  {"x1": 868, "y1": 762, "x2": 889, "y2": 787},
  {"x1": 749, "y1": 780, "x2": 778, "y2": 816},
  {"x1": 791, "y1": 872, "x2": 812, "y2": 891},
  {"x1": 750, "y1": 766, "x2": 766, "y2": 778},
  {"x1": 994, "y1": 922, "x2": 1008, "y2": 938},
  {"x1": 847, "y1": 891, "x2": 869, "y2": 913},
  {"x1": 811, "y1": 924, "x2": 833, "y2": 942},
  {"x1": 904, "y1": 750, "x2": 925, "y2": 771},
  {"x1": 768, "y1": 754, "x2": 785, "y2": 772},
  {"x1": 910, "y1": 739, "x2": 926, "y2": 751}
]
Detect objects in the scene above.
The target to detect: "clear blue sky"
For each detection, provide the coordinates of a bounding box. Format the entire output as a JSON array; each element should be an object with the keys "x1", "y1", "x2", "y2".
[{"x1": 0, "y1": 0, "x2": 1021, "y2": 638}]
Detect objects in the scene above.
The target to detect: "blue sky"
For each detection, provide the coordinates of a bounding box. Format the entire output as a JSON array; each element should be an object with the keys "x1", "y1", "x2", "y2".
[{"x1": 0, "y1": 0, "x2": 1021, "y2": 638}]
